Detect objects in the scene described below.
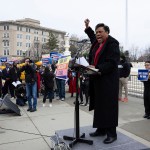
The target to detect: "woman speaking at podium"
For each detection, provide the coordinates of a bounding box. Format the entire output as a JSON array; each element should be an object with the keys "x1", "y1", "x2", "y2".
[{"x1": 84, "y1": 19, "x2": 120, "y2": 144}]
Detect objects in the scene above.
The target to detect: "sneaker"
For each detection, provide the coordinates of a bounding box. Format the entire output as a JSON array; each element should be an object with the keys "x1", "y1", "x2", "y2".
[
  {"x1": 61, "y1": 98, "x2": 65, "y2": 101},
  {"x1": 27, "y1": 108, "x2": 32, "y2": 111},
  {"x1": 123, "y1": 97, "x2": 128, "y2": 102},
  {"x1": 84, "y1": 103, "x2": 89, "y2": 106},
  {"x1": 11, "y1": 97, "x2": 15, "y2": 100},
  {"x1": 43, "y1": 103, "x2": 45, "y2": 107},
  {"x1": 118, "y1": 98, "x2": 122, "y2": 101},
  {"x1": 79, "y1": 102, "x2": 84, "y2": 105},
  {"x1": 56, "y1": 97, "x2": 60, "y2": 100},
  {"x1": 49, "y1": 104, "x2": 52, "y2": 107},
  {"x1": 30, "y1": 108, "x2": 37, "y2": 112}
]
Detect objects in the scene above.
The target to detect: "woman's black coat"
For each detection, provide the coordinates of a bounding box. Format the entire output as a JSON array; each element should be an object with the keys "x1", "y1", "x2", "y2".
[
  {"x1": 42, "y1": 71, "x2": 54, "y2": 91},
  {"x1": 85, "y1": 27, "x2": 120, "y2": 128}
]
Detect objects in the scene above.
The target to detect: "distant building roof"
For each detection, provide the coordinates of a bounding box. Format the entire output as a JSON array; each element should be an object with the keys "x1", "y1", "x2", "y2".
[{"x1": 0, "y1": 18, "x2": 66, "y2": 34}]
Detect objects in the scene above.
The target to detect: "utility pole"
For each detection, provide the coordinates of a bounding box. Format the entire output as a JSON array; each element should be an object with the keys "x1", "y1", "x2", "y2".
[{"x1": 125, "y1": 0, "x2": 128, "y2": 51}]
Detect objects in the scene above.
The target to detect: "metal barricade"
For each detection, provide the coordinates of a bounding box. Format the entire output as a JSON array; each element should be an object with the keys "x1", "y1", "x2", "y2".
[{"x1": 128, "y1": 75, "x2": 144, "y2": 98}]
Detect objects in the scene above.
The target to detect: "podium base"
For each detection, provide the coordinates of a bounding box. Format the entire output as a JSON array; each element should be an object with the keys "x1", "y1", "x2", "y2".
[{"x1": 63, "y1": 133, "x2": 93, "y2": 148}]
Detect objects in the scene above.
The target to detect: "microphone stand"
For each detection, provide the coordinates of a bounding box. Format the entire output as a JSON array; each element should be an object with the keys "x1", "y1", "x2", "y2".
[{"x1": 63, "y1": 41, "x2": 93, "y2": 148}]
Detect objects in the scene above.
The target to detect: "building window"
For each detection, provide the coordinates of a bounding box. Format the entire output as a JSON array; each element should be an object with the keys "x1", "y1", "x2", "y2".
[
  {"x1": 17, "y1": 50, "x2": 22, "y2": 56},
  {"x1": 26, "y1": 35, "x2": 31, "y2": 40},
  {"x1": 3, "y1": 33, "x2": 6, "y2": 37},
  {"x1": 17, "y1": 34, "x2": 22, "y2": 39},
  {"x1": 34, "y1": 36, "x2": 38, "y2": 41},
  {"x1": 4, "y1": 49, "x2": 9, "y2": 55},
  {"x1": 4, "y1": 50, "x2": 6, "y2": 55},
  {"x1": 3, "y1": 33, "x2": 9, "y2": 38},
  {"x1": 17, "y1": 26, "x2": 22, "y2": 31},
  {"x1": 44, "y1": 38, "x2": 46, "y2": 42},
  {"x1": 17, "y1": 42, "x2": 22, "y2": 47},
  {"x1": 26, "y1": 28, "x2": 31, "y2": 33},
  {"x1": 4, "y1": 41, "x2": 9, "y2": 46},
  {"x1": 4, "y1": 25, "x2": 9, "y2": 30},
  {"x1": 17, "y1": 50, "x2": 19, "y2": 55}
]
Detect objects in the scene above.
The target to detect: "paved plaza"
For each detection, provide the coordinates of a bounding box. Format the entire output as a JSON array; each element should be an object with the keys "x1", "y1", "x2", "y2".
[{"x1": 0, "y1": 91, "x2": 150, "y2": 150}]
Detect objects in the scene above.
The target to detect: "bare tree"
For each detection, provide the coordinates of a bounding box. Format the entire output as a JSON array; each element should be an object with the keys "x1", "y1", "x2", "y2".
[{"x1": 129, "y1": 45, "x2": 139, "y2": 62}]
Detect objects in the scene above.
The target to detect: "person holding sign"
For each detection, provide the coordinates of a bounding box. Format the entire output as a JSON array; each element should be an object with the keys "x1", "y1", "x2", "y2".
[
  {"x1": 84, "y1": 19, "x2": 120, "y2": 144},
  {"x1": 142, "y1": 61, "x2": 150, "y2": 119}
]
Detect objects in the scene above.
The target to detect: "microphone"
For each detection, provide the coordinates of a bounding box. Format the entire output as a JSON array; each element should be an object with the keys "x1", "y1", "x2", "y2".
[{"x1": 77, "y1": 39, "x2": 89, "y2": 43}]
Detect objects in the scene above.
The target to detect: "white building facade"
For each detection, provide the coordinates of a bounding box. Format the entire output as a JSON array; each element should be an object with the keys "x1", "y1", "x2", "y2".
[{"x1": 0, "y1": 18, "x2": 66, "y2": 60}]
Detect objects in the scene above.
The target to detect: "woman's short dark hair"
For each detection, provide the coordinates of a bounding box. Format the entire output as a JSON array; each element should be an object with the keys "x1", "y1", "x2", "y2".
[
  {"x1": 145, "y1": 61, "x2": 150, "y2": 64},
  {"x1": 95, "y1": 23, "x2": 110, "y2": 34}
]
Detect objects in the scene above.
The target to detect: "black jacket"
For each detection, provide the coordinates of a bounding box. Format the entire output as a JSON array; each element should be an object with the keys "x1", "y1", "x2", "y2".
[
  {"x1": 119, "y1": 60, "x2": 131, "y2": 78},
  {"x1": 20, "y1": 65, "x2": 37, "y2": 83},
  {"x1": 42, "y1": 71, "x2": 54, "y2": 90},
  {"x1": 9, "y1": 66, "x2": 20, "y2": 82},
  {"x1": 2, "y1": 68, "x2": 10, "y2": 80}
]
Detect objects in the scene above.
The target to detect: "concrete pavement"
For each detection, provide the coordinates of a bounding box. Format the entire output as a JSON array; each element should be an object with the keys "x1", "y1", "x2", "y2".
[{"x1": 0, "y1": 92, "x2": 150, "y2": 150}]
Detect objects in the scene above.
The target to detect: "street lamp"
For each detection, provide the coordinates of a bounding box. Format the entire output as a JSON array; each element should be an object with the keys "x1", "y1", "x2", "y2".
[
  {"x1": 125, "y1": 0, "x2": 128, "y2": 50},
  {"x1": 22, "y1": 50, "x2": 26, "y2": 58},
  {"x1": 34, "y1": 40, "x2": 40, "y2": 60}
]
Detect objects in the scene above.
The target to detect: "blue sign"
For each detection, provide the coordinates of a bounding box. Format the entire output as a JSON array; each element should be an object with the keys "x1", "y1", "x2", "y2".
[
  {"x1": 50, "y1": 52, "x2": 63, "y2": 61},
  {"x1": 42, "y1": 58, "x2": 52, "y2": 66},
  {"x1": 138, "y1": 69, "x2": 149, "y2": 81},
  {"x1": 0, "y1": 57, "x2": 7, "y2": 62}
]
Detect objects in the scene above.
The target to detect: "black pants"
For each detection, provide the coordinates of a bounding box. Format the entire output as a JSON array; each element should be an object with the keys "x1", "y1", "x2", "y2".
[
  {"x1": 144, "y1": 86, "x2": 150, "y2": 115},
  {"x1": 2, "y1": 80, "x2": 14, "y2": 98},
  {"x1": 97, "y1": 127, "x2": 117, "y2": 137},
  {"x1": 80, "y1": 85, "x2": 89, "y2": 104},
  {"x1": 43, "y1": 89, "x2": 53, "y2": 103}
]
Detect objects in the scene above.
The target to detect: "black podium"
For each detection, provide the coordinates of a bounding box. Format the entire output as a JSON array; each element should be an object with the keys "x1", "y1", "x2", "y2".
[{"x1": 63, "y1": 65, "x2": 93, "y2": 148}]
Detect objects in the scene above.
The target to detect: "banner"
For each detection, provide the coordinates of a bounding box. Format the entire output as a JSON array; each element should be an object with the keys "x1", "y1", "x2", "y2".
[
  {"x1": 50, "y1": 52, "x2": 62, "y2": 61},
  {"x1": 138, "y1": 69, "x2": 149, "y2": 81},
  {"x1": 42, "y1": 58, "x2": 52, "y2": 66},
  {"x1": 0, "y1": 57, "x2": 7, "y2": 62},
  {"x1": 55, "y1": 56, "x2": 71, "y2": 80}
]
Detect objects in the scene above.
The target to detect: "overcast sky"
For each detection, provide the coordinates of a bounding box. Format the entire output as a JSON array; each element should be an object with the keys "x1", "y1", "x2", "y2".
[{"x1": 0, "y1": 0, "x2": 150, "y2": 51}]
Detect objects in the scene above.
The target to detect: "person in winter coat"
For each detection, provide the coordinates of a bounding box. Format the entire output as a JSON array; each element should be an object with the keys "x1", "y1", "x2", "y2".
[
  {"x1": 42, "y1": 66, "x2": 54, "y2": 107},
  {"x1": 84, "y1": 19, "x2": 120, "y2": 144},
  {"x1": 2, "y1": 63, "x2": 13, "y2": 98},
  {"x1": 20, "y1": 58, "x2": 37, "y2": 112},
  {"x1": 118, "y1": 55, "x2": 131, "y2": 102},
  {"x1": 9, "y1": 62, "x2": 21, "y2": 98},
  {"x1": 142, "y1": 61, "x2": 150, "y2": 119},
  {"x1": 68, "y1": 69, "x2": 77, "y2": 97}
]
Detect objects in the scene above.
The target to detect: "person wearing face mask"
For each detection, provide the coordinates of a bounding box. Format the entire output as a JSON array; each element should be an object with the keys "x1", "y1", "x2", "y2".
[
  {"x1": 118, "y1": 55, "x2": 131, "y2": 102},
  {"x1": 84, "y1": 19, "x2": 120, "y2": 144},
  {"x1": 20, "y1": 58, "x2": 37, "y2": 112}
]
